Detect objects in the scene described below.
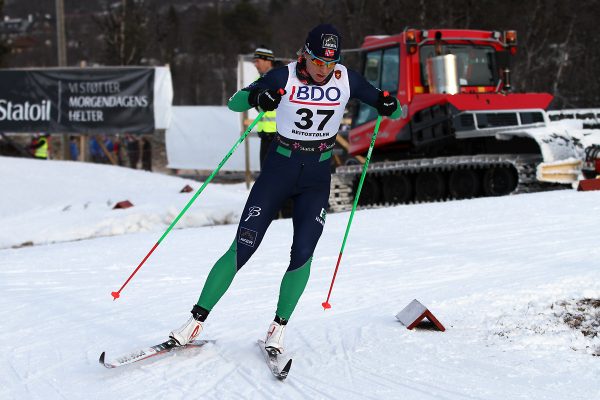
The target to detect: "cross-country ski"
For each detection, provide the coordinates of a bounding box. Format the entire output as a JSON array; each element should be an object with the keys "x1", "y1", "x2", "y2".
[{"x1": 99, "y1": 339, "x2": 213, "y2": 369}]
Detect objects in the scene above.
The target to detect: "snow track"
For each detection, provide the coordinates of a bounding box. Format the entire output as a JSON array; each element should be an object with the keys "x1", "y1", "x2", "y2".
[{"x1": 1, "y1": 156, "x2": 600, "y2": 399}]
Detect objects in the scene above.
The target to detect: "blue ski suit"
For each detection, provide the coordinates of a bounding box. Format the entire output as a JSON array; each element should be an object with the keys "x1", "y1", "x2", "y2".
[{"x1": 194, "y1": 60, "x2": 399, "y2": 321}]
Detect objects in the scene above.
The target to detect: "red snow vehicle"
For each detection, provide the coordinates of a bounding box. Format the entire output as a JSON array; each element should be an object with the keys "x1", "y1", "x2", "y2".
[{"x1": 330, "y1": 29, "x2": 600, "y2": 210}]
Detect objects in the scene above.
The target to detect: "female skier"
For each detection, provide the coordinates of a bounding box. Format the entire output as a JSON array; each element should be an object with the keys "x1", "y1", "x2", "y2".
[{"x1": 170, "y1": 23, "x2": 400, "y2": 354}]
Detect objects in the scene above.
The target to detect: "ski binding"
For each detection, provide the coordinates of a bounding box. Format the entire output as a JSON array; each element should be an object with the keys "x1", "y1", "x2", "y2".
[{"x1": 257, "y1": 339, "x2": 292, "y2": 380}]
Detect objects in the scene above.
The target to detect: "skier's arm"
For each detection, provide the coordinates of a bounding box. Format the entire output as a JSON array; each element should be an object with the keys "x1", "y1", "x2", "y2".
[
  {"x1": 228, "y1": 67, "x2": 288, "y2": 112},
  {"x1": 348, "y1": 69, "x2": 402, "y2": 119}
]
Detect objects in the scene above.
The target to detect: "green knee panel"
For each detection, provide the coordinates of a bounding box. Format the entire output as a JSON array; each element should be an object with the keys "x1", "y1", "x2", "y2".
[
  {"x1": 196, "y1": 242, "x2": 312, "y2": 321},
  {"x1": 276, "y1": 258, "x2": 312, "y2": 321},
  {"x1": 197, "y1": 241, "x2": 238, "y2": 311}
]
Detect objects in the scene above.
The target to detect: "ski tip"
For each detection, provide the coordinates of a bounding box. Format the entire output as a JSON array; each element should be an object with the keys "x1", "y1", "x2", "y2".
[
  {"x1": 282, "y1": 358, "x2": 292, "y2": 373},
  {"x1": 99, "y1": 352, "x2": 106, "y2": 365},
  {"x1": 276, "y1": 358, "x2": 292, "y2": 380}
]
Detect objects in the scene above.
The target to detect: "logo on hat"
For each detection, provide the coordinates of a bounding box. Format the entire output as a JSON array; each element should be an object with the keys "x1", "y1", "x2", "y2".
[{"x1": 322, "y1": 34, "x2": 338, "y2": 50}]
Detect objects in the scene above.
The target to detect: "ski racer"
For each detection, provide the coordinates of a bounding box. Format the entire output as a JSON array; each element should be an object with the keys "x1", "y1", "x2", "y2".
[{"x1": 170, "y1": 23, "x2": 401, "y2": 354}]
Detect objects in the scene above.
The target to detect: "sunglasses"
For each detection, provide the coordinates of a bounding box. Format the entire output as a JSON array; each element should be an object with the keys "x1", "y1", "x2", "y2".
[{"x1": 304, "y1": 48, "x2": 340, "y2": 69}]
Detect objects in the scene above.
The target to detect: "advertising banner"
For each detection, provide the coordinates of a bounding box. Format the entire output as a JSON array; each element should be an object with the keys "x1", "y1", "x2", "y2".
[{"x1": 0, "y1": 67, "x2": 172, "y2": 134}]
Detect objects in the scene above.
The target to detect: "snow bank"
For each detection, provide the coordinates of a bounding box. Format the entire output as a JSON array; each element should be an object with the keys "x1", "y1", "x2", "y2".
[
  {"x1": 0, "y1": 156, "x2": 248, "y2": 248},
  {"x1": 1, "y1": 156, "x2": 600, "y2": 399}
]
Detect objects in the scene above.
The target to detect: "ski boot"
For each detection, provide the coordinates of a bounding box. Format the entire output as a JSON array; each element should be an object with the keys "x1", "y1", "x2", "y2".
[
  {"x1": 264, "y1": 319, "x2": 286, "y2": 355},
  {"x1": 169, "y1": 304, "x2": 208, "y2": 346}
]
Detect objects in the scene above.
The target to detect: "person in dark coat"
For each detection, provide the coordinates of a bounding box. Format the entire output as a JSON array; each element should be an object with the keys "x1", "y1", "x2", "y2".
[
  {"x1": 141, "y1": 137, "x2": 152, "y2": 171},
  {"x1": 125, "y1": 134, "x2": 140, "y2": 169}
]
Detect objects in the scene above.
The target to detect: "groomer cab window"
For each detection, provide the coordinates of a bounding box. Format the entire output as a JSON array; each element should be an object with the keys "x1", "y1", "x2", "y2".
[
  {"x1": 355, "y1": 46, "x2": 399, "y2": 126},
  {"x1": 420, "y1": 44, "x2": 498, "y2": 87}
]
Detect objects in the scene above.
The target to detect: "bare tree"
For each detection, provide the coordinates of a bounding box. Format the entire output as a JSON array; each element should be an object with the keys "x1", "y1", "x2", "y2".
[
  {"x1": 1, "y1": 0, "x2": 590, "y2": 107},
  {"x1": 0, "y1": 0, "x2": 11, "y2": 66},
  {"x1": 95, "y1": 0, "x2": 150, "y2": 65},
  {"x1": 550, "y1": 17, "x2": 575, "y2": 106}
]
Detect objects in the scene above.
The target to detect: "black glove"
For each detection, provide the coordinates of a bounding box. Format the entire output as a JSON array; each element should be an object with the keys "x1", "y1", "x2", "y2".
[
  {"x1": 375, "y1": 91, "x2": 398, "y2": 117},
  {"x1": 251, "y1": 88, "x2": 283, "y2": 112}
]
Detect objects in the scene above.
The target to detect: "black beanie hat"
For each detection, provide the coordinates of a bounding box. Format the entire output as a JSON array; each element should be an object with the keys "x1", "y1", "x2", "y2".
[{"x1": 304, "y1": 24, "x2": 342, "y2": 60}]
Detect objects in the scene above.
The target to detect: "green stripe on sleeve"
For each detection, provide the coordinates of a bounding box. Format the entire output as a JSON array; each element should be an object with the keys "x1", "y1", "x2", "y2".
[
  {"x1": 228, "y1": 90, "x2": 252, "y2": 112},
  {"x1": 389, "y1": 99, "x2": 402, "y2": 120}
]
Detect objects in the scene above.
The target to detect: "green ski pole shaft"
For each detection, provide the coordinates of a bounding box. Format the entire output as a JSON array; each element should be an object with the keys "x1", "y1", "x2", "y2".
[
  {"x1": 111, "y1": 111, "x2": 265, "y2": 300},
  {"x1": 322, "y1": 115, "x2": 382, "y2": 309}
]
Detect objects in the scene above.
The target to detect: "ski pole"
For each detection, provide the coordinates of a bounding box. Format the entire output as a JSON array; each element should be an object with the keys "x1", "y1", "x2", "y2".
[
  {"x1": 111, "y1": 111, "x2": 266, "y2": 300},
  {"x1": 322, "y1": 115, "x2": 383, "y2": 310}
]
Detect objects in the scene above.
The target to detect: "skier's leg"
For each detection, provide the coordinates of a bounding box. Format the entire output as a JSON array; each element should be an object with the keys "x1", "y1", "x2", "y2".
[
  {"x1": 195, "y1": 240, "x2": 238, "y2": 312},
  {"x1": 195, "y1": 149, "x2": 294, "y2": 315},
  {"x1": 195, "y1": 192, "x2": 285, "y2": 311},
  {"x1": 171, "y1": 178, "x2": 287, "y2": 346},
  {"x1": 275, "y1": 183, "x2": 330, "y2": 321},
  {"x1": 264, "y1": 183, "x2": 329, "y2": 353}
]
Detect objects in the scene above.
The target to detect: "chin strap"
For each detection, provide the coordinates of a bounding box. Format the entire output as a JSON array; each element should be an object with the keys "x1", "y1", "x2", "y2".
[{"x1": 295, "y1": 56, "x2": 332, "y2": 86}]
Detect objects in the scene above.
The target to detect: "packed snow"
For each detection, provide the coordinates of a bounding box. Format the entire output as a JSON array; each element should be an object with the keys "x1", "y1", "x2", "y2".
[
  {"x1": 0, "y1": 157, "x2": 248, "y2": 249},
  {"x1": 1, "y1": 155, "x2": 599, "y2": 400}
]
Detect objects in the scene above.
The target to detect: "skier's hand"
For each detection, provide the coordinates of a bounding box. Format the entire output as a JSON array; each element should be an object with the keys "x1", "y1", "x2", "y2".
[
  {"x1": 376, "y1": 91, "x2": 398, "y2": 117},
  {"x1": 254, "y1": 88, "x2": 285, "y2": 112}
]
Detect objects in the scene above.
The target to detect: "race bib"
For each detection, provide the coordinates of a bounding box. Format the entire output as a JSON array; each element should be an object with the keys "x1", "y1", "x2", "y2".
[{"x1": 276, "y1": 63, "x2": 350, "y2": 141}]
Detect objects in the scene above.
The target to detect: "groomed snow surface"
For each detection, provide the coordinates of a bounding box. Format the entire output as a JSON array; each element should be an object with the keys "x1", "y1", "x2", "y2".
[{"x1": 1, "y1": 156, "x2": 599, "y2": 400}]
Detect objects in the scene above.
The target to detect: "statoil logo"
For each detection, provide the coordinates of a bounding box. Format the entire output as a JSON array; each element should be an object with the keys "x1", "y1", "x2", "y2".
[{"x1": 0, "y1": 99, "x2": 51, "y2": 121}]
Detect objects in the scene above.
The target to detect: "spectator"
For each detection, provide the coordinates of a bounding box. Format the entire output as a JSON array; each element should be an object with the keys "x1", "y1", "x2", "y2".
[
  {"x1": 89, "y1": 136, "x2": 102, "y2": 163},
  {"x1": 114, "y1": 134, "x2": 124, "y2": 166},
  {"x1": 29, "y1": 133, "x2": 49, "y2": 160},
  {"x1": 102, "y1": 135, "x2": 114, "y2": 163},
  {"x1": 125, "y1": 134, "x2": 140, "y2": 169},
  {"x1": 141, "y1": 137, "x2": 152, "y2": 171},
  {"x1": 69, "y1": 136, "x2": 79, "y2": 161},
  {"x1": 252, "y1": 46, "x2": 278, "y2": 170},
  {"x1": 253, "y1": 47, "x2": 293, "y2": 218}
]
